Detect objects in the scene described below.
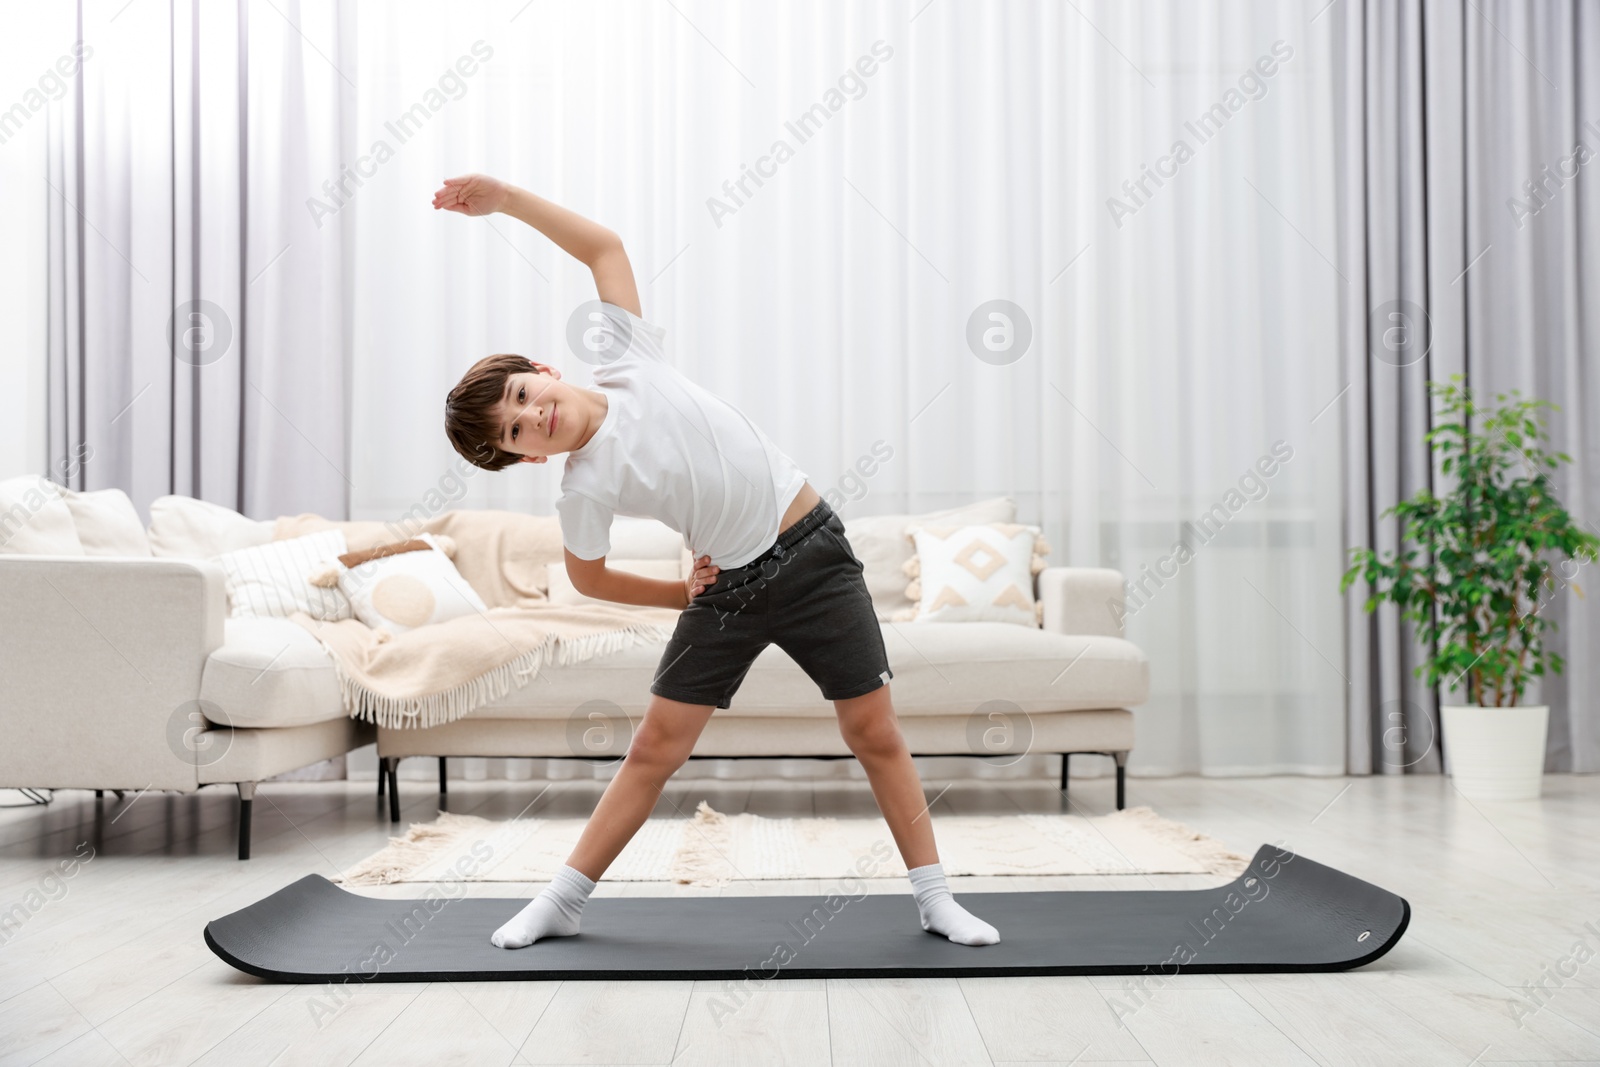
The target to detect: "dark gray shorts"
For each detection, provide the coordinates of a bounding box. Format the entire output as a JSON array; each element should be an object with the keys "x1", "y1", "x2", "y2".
[{"x1": 649, "y1": 499, "x2": 894, "y2": 709}]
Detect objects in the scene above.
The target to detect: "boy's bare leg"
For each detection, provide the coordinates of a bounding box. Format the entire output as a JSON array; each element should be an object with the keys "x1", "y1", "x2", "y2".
[
  {"x1": 490, "y1": 694, "x2": 716, "y2": 948},
  {"x1": 566, "y1": 695, "x2": 718, "y2": 880},
  {"x1": 833, "y1": 685, "x2": 939, "y2": 867},
  {"x1": 835, "y1": 683, "x2": 1000, "y2": 945}
]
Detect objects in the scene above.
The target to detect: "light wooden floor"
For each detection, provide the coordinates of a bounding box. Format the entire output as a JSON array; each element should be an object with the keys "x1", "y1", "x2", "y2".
[{"x1": 0, "y1": 770, "x2": 1597, "y2": 1067}]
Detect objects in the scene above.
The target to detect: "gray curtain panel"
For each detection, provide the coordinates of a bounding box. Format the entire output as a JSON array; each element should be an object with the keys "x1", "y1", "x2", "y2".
[
  {"x1": 43, "y1": 0, "x2": 352, "y2": 523},
  {"x1": 1334, "y1": 0, "x2": 1600, "y2": 774}
]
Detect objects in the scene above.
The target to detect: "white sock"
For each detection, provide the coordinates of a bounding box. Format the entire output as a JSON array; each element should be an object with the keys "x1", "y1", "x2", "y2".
[
  {"x1": 490, "y1": 864, "x2": 597, "y2": 949},
  {"x1": 908, "y1": 862, "x2": 1000, "y2": 946}
]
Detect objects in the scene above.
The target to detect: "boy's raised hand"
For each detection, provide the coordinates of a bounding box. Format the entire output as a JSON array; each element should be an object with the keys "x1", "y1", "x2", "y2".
[{"x1": 433, "y1": 174, "x2": 508, "y2": 216}]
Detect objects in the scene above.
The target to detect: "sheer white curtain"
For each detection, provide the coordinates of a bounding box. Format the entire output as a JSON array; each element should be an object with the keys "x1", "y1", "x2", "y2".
[
  {"x1": 2, "y1": 1, "x2": 1348, "y2": 785},
  {"x1": 0, "y1": 0, "x2": 351, "y2": 519},
  {"x1": 0, "y1": 7, "x2": 56, "y2": 478},
  {"x1": 344, "y1": 0, "x2": 1346, "y2": 783}
]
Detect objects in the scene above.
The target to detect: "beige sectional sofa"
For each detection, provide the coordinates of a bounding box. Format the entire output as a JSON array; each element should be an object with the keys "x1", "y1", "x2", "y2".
[
  {"x1": 0, "y1": 479, "x2": 374, "y2": 859},
  {"x1": 0, "y1": 478, "x2": 1148, "y2": 859}
]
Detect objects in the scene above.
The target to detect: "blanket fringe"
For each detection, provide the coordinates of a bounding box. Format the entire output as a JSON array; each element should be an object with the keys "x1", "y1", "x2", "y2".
[{"x1": 313, "y1": 619, "x2": 680, "y2": 731}]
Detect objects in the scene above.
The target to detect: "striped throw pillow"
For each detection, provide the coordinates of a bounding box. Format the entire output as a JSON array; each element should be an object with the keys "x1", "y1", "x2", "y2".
[{"x1": 215, "y1": 529, "x2": 352, "y2": 620}]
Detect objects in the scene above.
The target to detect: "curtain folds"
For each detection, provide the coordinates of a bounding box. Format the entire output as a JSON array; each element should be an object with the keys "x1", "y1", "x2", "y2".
[
  {"x1": 1333, "y1": 0, "x2": 1600, "y2": 776},
  {"x1": 337, "y1": 1, "x2": 1348, "y2": 782},
  {"x1": 16, "y1": 1, "x2": 1590, "y2": 784},
  {"x1": 19, "y1": 0, "x2": 1350, "y2": 784},
  {"x1": 38, "y1": 0, "x2": 352, "y2": 521}
]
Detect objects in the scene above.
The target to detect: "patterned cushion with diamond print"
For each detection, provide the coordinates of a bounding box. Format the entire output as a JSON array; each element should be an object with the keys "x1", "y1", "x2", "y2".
[{"x1": 898, "y1": 522, "x2": 1050, "y2": 626}]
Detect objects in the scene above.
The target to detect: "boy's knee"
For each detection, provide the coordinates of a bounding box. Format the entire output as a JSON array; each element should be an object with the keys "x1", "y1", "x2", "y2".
[
  {"x1": 839, "y1": 707, "x2": 902, "y2": 758},
  {"x1": 627, "y1": 724, "x2": 692, "y2": 768}
]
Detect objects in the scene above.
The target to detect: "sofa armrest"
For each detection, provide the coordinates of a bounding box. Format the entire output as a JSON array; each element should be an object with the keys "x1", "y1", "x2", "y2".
[
  {"x1": 1038, "y1": 566, "x2": 1126, "y2": 638},
  {"x1": 0, "y1": 555, "x2": 227, "y2": 790}
]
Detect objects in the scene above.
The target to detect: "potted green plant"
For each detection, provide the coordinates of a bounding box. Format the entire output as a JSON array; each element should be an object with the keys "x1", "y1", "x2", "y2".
[{"x1": 1342, "y1": 375, "x2": 1599, "y2": 800}]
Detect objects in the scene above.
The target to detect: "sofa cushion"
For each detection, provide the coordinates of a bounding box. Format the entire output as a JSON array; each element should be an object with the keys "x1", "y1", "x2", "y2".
[
  {"x1": 57, "y1": 486, "x2": 153, "y2": 556},
  {"x1": 904, "y1": 522, "x2": 1043, "y2": 626},
  {"x1": 608, "y1": 516, "x2": 694, "y2": 580},
  {"x1": 843, "y1": 496, "x2": 1017, "y2": 621},
  {"x1": 199, "y1": 616, "x2": 346, "y2": 728},
  {"x1": 336, "y1": 533, "x2": 488, "y2": 635},
  {"x1": 0, "y1": 475, "x2": 85, "y2": 555},
  {"x1": 216, "y1": 530, "x2": 353, "y2": 621},
  {"x1": 199, "y1": 611, "x2": 1148, "y2": 732},
  {"x1": 148, "y1": 495, "x2": 275, "y2": 558},
  {"x1": 546, "y1": 559, "x2": 683, "y2": 606},
  {"x1": 463, "y1": 621, "x2": 1147, "y2": 720},
  {"x1": 608, "y1": 516, "x2": 688, "y2": 559}
]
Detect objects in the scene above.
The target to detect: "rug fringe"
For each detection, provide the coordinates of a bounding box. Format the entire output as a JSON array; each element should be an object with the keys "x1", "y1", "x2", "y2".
[
  {"x1": 1105, "y1": 804, "x2": 1253, "y2": 875},
  {"x1": 335, "y1": 811, "x2": 492, "y2": 885},
  {"x1": 668, "y1": 800, "x2": 737, "y2": 887},
  {"x1": 337, "y1": 801, "x2": 1253, "y2": 886}
]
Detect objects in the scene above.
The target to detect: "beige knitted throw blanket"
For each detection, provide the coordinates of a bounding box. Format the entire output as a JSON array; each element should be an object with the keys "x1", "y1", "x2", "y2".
[{"x1": 274, "y1": 509, "x2": 682, "y2": 730}]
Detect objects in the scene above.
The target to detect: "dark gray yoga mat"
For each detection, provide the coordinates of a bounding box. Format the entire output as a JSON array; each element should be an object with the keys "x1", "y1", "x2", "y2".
[{"x1": 205, "y1": 844, "x2": 1409, "y2": 983}]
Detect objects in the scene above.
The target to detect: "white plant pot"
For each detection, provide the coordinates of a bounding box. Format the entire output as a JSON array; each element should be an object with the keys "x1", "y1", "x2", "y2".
[{"x1": 1440, "y1": 704, "x2": 1549, "y2": 801}]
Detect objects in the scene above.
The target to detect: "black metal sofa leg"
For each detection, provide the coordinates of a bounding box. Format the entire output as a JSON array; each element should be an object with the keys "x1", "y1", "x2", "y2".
[
  {"x1": 388, "y1": 757, "x2": 401, "y2": 823},
  {"x1": 238, "y1": 782, "x2": 256, "y2": 860},
  {"x1": 1059, "y1": 751, "x2": 1128, "y2": 811}
]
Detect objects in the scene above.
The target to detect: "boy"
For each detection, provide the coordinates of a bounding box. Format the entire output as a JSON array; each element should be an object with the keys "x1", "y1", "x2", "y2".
[{"x1": 435, "y1": 173, "x2": 998, "y2": 949}]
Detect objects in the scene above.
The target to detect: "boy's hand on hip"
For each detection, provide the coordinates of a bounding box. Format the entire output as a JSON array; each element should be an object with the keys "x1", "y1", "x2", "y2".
[
  {"x1": 433, "y1": 174, "x2": 508, "y2": 216},
  {"x1": 685, "y1": 554, "x2": 720, "y2": 606}
]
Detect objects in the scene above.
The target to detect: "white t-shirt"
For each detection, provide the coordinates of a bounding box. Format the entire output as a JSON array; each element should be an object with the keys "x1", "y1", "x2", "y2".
[{"x1": 556, "y1": 304, "x2": 809, "y2": 569}]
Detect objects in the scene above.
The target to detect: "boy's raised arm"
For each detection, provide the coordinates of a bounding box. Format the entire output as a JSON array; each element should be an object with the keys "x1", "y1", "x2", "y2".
[{"x1": 432, "y1": 174, "x2": 641, "y2": 317}]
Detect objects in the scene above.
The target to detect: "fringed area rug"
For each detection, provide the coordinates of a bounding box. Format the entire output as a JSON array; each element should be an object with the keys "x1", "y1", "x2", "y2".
[{"x1": 337, "y1": 802, "x2": 1251, "y2": 888}]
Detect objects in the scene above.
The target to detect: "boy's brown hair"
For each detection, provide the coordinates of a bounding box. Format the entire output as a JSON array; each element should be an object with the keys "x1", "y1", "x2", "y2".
[{"x1": 443, "y1": 353, "x2": 539, "y2": 471}]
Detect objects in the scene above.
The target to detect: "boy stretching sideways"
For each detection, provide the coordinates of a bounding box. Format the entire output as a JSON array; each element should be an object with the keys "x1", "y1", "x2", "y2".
[{"x1": 435, "y1": 174, "x2": 999, "y2": 949}]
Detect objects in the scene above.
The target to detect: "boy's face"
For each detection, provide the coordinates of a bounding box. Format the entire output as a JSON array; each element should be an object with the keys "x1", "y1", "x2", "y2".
[{"x1": 491, "y1": 364, "x2": 579, "y2": 464}]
